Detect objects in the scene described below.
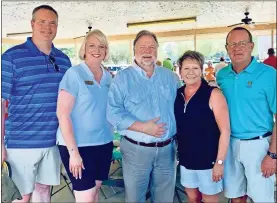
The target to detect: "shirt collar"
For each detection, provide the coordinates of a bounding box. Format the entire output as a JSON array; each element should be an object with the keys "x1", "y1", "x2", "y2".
[
  {"x1": 226, "y1": 56, "x2": 257, "y2": 75},
  {"x1": 132, "y1": 60, "x2": 157, "y2": 78},
  {"x1": 25, "y1": 37, "x2": 57, "y2": 56},
  {"x1": 81, "y1": 62, "x2": 107, "y2": 81}
]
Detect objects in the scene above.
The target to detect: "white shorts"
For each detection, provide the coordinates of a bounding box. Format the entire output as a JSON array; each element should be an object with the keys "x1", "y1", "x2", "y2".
[
  {"x1": 6, "y1": 145, "x2": 61, "y2": 195},
  {"x1": 224, "y1": 136, "x2": 276, "y2": 202},
  {"x1": 180, "y1": 165, "x2": 223, "y2": 195}
]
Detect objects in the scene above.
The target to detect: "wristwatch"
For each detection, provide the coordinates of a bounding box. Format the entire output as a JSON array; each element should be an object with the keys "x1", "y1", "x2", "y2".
[
  {"x1": 217, "y1": 160, "x2": 224, "y2": 165},
  {"x1": 267, "y1": 151, "x2": 277, "y2": 159},
  {"x1": 213, "y1": 160, "x2": 224, "y2": 165}
]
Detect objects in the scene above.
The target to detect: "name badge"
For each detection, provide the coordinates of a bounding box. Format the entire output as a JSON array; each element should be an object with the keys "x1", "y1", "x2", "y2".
[{"x1": 84, "y1": 80, "x2": 94, "y2": 85}]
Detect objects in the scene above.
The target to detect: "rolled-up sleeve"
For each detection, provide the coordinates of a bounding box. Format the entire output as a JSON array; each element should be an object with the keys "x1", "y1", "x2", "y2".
[{"x1": 107, "y1": 73, "x2": 137, "y2": 131}]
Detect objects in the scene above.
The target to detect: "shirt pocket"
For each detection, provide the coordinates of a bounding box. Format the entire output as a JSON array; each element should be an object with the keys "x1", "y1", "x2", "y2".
[
  {"x1": 160, "y1": 85, "x2": 172, "y2": 101},
  {"x1": 127, "y1": 91, "x2": 149, "y2": 106}
]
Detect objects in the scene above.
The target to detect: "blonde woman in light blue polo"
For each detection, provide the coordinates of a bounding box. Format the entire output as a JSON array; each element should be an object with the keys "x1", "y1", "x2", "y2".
[{"x1": 56, "y1": 29, "x2": 113, "y2": 203}]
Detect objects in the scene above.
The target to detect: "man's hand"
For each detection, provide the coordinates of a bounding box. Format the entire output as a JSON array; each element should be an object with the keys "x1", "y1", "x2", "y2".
[
  {"x1": 2, "y1": 145, "x2": 7, "y2": 165},
  {"x1": 261, "y1": 154, "x2": 276, "y2": 178},
  {"x1": 142, "y1": 117, "x2": 167, "y2": 137}
]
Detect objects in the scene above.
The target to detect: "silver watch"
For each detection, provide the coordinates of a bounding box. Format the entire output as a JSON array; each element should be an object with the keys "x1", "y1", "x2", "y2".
[{"x1": 217, "y1": 160, "x2": 224, "y2": 165}]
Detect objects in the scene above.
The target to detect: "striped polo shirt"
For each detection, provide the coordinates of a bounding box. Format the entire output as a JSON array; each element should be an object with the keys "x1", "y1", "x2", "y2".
[{"x1": 2, "y1": 37, "x2": 72, "y2": 148}]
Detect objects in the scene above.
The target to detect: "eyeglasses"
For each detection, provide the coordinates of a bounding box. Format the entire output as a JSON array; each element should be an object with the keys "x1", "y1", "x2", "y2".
[
  {"x1": 48, "y1": 56, "x2": 60, "y2": 72},
  {"x1": 226, "y1": 40, "x2": 251, "y2": 49}
]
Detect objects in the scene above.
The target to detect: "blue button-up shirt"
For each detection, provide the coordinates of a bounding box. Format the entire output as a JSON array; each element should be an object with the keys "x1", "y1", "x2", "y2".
[
  {"x1": 107, "y1": 62, "x2": 179, "y2": 143},
  {"x1": 217, "y1": 57, "x2": 276, "y2": 139}
]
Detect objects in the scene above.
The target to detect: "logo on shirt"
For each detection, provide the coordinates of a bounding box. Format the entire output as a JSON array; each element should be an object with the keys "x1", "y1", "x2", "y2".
[
  {"x1": 247, "y1": 81, "x2": 252, "y2": 88},
  {"x1": 84, "y1": 80, "x2": 94, "y2": 85}
]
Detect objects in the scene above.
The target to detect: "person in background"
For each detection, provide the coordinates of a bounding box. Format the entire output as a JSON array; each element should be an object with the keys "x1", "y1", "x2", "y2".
[
  {"x1": 215, "y1": 57, "x2": 227, "y2": 76},
  {"x1": 204, "y1": 61, "x2": 216, "y2": 86},
  {"x1": 56, "y1": 29, "x2": 113, "y2": 203},
  {"x1": 107, "y1": 30, "x2": 179, "y2": 202},
  {"x1": 263, "y1": 48, "x2": 276, "y2": 69},
  {"x1": 163, "y1": 57, "x2": 174, "y2": 71},
  {"x1": 156, "y1": 60, "x2": 162, "y2": 66},
  {"x1": 217, "y1": 26, "x2": 276, "y2": 203},
  {"x1": 175, "y1": 50, "x2": 230, "y2": 203},
  {"x1": 1, "y1": 5, "x2": 71, "y2": 203},
  {"x1": 173, "y1": 61, "x2": 182, "y2": 81}
]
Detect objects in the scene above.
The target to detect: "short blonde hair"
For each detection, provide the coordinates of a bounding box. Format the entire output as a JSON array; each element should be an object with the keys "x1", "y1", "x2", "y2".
[{"x1": 79, "y1": 29, "x2": 109, "y2": 61}]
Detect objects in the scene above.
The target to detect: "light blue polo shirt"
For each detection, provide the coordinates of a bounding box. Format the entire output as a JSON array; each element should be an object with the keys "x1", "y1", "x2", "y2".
[
  {"x1": 217, "y1": 57, "x2": 276, "y2": 139},
  {"x1": 56, "y1": 62, "x2": 113, "y2": 146}
]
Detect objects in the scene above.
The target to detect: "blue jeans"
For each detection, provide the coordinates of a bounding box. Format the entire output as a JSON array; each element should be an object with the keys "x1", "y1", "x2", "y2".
[{"x1": 120, "y1": 136, "x2": 177, "y2": 202}]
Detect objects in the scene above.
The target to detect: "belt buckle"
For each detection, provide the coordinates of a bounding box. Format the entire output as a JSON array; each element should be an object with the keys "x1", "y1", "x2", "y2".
[
  {"x1": 259, "y1": 136, "x2": 263, "y2": 139},
  {"x1": 155, "y1": 142, "x2": 158, "y2": 147}
]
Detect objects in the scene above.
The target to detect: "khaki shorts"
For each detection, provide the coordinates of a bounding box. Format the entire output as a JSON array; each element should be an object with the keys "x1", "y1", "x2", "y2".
[{"x1": 6, "y1": 145, "x2": 61, "y2": 195}]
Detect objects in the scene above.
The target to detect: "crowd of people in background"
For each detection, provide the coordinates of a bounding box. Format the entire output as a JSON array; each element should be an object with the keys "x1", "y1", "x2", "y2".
[{"x1": 1, "y1": 4, "x2": 276, "y2": 203}]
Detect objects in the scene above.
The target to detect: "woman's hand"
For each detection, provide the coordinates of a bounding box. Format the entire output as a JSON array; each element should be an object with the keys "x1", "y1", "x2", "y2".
[
  {"x1": 69, "y1": 151, "x2": 85, "y2": 179},
  {"x1": 212, "y1": 162, "x2": 224, "y2": 182}
]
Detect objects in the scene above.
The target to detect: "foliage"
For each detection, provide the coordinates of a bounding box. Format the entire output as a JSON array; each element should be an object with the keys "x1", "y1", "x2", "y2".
[
  {"x1": 59, "y1": 48, "x2": 76, "y2": 59},
  {"x1": 106, "y1": 43, "x2": 131, "y2": 65}
]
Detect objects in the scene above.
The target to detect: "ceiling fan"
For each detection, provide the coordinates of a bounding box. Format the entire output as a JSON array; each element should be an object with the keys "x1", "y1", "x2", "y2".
[
  {"x1": 227, "y1": 11, "x2": 268, "y2": 27},
  {"x1": 73, "y1": 25, "x2": 92, "y2": 39}
]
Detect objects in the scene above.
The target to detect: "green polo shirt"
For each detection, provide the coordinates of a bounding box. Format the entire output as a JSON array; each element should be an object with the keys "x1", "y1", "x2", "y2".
[{"x1": 217, "y1": 57, "x2": 276, "y2": 139}]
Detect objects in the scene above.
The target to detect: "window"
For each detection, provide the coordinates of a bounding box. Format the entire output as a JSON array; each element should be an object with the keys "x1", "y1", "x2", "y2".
[
  {"x1": 196, "y1": 33, "x2": 227, "y2": 64},
  {"x1": 252, "y1": 30, "x2": 272, "y2": 60},
  {"x1": 106, "y1": 41, "x2": 131, "y2": 65},
  {"x1": 158, "y1": 36, "x2": 194, "y2": 64},
  {"x1": 55, "y1": 44, "x2": 77, "y2": 65}
]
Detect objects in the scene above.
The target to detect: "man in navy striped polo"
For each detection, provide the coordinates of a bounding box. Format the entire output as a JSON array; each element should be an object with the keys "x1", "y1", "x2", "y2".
[{"x1": 1, "y1": 5, "x2": 71, "y2": 202}]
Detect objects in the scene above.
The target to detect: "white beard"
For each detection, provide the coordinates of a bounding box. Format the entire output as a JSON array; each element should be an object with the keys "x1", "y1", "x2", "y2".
[{"x1": 142, "y1": 61, "x2": 154, "y2": 66}]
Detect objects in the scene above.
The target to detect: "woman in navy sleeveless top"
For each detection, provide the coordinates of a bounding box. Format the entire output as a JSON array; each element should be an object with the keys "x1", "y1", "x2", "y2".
[{"x1": 174, "y1": 51, "x2": 230, "y2": 203}]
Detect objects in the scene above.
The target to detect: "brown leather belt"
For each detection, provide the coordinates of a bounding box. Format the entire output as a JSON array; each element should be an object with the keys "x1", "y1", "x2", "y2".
[{"x1": 123, "y1": 136, "x2": 176, "y2": 147}]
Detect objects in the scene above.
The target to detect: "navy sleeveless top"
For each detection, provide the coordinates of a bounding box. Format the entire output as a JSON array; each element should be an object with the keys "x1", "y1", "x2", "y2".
[{"x1": 174, "y1": 79, "x2": 220, "y2": 170}]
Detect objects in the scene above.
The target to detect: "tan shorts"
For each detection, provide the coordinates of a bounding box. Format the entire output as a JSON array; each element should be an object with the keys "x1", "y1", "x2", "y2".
[{"x1": 6, "y1": 145, "x2": 61, "y2": 195}]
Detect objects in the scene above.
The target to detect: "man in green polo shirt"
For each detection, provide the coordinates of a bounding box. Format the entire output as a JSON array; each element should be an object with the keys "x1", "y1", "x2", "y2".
[
  {"x1": 162, "y1": 58, "x2": 174, "y2": 71},
  {"x1": 217, "y1": 27, "x2": 276, "y2": 203}
]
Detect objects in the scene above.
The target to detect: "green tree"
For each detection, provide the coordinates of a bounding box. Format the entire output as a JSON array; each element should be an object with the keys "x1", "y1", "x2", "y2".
[
  {"x1": 59, "y1": 48, "x2": 76, "y2": 59},
  {"x1": 107, "y1": 43, "x2": 131, "y2": 65}
]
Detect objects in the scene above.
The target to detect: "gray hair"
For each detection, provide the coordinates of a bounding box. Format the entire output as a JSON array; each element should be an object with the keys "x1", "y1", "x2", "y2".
[
  {"x1": 133, "y1": 30, "x2": 159, "y2": 53},
  {"x1": 178, "y1": 50, "x2": 205, "y2": 72},
  {"x1": 79, "y1": 29, "x2": 110, "y2": 61}
]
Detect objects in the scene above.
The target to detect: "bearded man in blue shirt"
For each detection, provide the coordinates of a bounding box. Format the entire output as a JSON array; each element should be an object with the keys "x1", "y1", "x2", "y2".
[{"x1": 107, "y1": 30, "x2": 179, "y2": 202}]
